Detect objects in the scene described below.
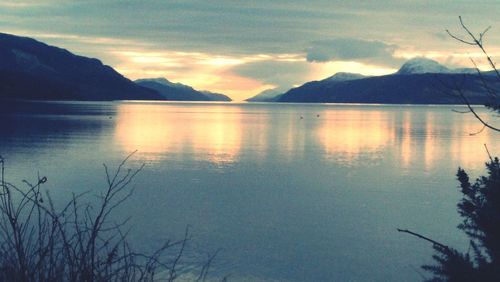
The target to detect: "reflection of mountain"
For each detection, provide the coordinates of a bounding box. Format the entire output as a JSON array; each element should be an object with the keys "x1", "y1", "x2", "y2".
[
  {"x1": 1, "y1": 100, "x2": 496, "y2": 171},
  {"x1": 0, "y1": 33, "x2": 162, "y2": 101},
  {"x1": 0, "y1": 101, "x2": 112, "y2": 151},
  {"x1": 278, "y1": 59, "x2": 499, "y2": 104},
  {"x1": 135, "y1": 78, "x2": 231, "y2": 101}
]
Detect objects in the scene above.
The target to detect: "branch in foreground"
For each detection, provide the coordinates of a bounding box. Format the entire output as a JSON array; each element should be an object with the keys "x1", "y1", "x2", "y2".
[
  {"x1": 445, "y1": 16, "x2": 500, "y2": 132},
  {"x1": 0, "y1": 153, "x2": 215, "y2": 281},
  {"x1": 397, "y1": 228, "x2": 449, "y2": 250}
]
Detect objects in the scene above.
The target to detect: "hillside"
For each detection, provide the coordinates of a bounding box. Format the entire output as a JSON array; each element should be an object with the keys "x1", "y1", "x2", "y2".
[
  {"x1": 277, "y1": 59, "x2": 497, "y2": 104},
  {"x1": 135, "y1": 78, "x2": 231, "y2": 101},
  {"x1": 0, "y1": 32, "x2": 162, "y2": 101}
]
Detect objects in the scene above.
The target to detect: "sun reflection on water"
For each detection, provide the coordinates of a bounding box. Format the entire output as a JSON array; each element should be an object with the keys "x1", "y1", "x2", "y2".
[
  {"x1": 400, "y1": 112, "x2": 413, "y2": 167},
  {"x1": 113, "y1": 103, "x2": 497, "y2": 169},
  {"x1": 316, "y1": 110, "x2": 395, "y2": 162},
  {"x1": 114, "y1": 103, "x2": 242, "y2": 164},
  {"x1": 424, "y1": 112, "x2": 436, "y2": 170},
  {"x1": 315, "y1": 106, "x2": 497, "y2": 169},
  {"x1": 451, "y1": 116, "x2": 494, "y2": 168},
  {"x1": 115, "y1": 104, "x2": 174, "y2": 157}
]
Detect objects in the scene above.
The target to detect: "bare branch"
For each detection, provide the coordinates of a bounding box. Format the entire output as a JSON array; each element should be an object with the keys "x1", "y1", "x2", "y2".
[
  {"x1": 484, "y1": 144, "x2": 494, "y2": 162},
  {"x1": 397, "y1": 228, "x2": 449, "y2": 250},
  {"x1": 445, "y1": 16, "x2": 500, "y2": 133},
  {"x1": 452, "y1": 109, "x2": 472, "y2": 114},
  {"x1": 469, "y1": 125, "x2": 486, "y2": 136},
  {"x1": 0, "y1": 153, "x2": 215, "y2": 281}
]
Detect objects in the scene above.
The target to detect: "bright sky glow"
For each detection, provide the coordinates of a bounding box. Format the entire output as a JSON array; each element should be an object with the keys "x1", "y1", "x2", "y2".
[{"x1": 1, "y1": 0, "x2": 499, "y2": 100}]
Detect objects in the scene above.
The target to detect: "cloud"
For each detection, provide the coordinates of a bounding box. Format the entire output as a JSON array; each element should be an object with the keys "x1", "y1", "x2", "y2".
[
  {"x1": 109, "y1": 48, "x2": 297, "y2": 100},
  {"x1": 233, "y1": 60, "x2": 311, "y2": 90},
  {"x1": 2, "y1": 1, "x2": 499, "y2": 61},
  {"x1": 0, "y1": 1, "x2": 53, "y2": 8},
  {"x1": 432, "y1": 31, "x2": 449, "y2": 41},
  {"x1": 306, "y1": 38, "x2": 398, "y2": 63},
  {"x1": 3, "y1": 1, "x2": 500, "y2": 98}
]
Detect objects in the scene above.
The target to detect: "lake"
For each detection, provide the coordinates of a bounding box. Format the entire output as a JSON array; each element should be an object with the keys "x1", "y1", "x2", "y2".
[{"x1": 0, "y1": 100, "x2": 498, "y2": 281}]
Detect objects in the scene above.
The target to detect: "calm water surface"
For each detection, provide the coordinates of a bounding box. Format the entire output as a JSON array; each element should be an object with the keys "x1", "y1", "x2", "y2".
[{"x1": 0, "y1": 101, "x2": 498, "y2": 281}]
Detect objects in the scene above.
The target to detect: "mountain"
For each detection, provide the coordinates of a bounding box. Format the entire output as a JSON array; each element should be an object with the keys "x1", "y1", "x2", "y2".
[
  {"x1": 135, "y1": 78, "x2": 231, "y2": 101},
  {"x1": 396, "y1": 57, "x2": 476, "y2": 75},
  {"x1": 201, "y1": 91, "x2": 232, "y2": 101},
  {"x1": 136, "y1": 77, "x2": 187, "y2": 89},
  {"x1": 246, "y1": 73, "x2": 366, "y2": 102},
  {"x1": 0, "y1": 32, "x2": 162, "y2": 101},
  {"x1": 396, "y1": 57, "x2": 451, "y2": 74},
  {"x1": 246, "y1": 88, "x2": 284, "y2": 102},
  {"x1": 135, "y1": 78, "x2": 209, "y2": 101},
  {"x1": 323, "y1": 72, "x2": 366, "y2": 82},
  {"x1": 277, "y1": 59, "x2": 498, "y2": 104}
]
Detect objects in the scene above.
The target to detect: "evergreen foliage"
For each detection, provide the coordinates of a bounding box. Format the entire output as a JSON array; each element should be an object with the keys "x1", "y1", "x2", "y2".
[{"x1": 423, "y1": 158, "x2": 500, "y2": 281}]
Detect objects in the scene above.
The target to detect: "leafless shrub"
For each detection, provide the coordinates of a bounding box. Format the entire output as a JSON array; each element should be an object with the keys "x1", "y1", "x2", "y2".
[
  {"x1": 445, "y1": 16, "x2": 500, "y2": 133},
  {"x1": 0, "y1": 152, "x2": 215, "y2": 282}
]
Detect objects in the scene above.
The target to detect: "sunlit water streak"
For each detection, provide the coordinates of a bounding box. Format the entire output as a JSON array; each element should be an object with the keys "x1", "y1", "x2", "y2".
[{"x1": 0, "y1": 101, "x2": 498, "y2": 281}]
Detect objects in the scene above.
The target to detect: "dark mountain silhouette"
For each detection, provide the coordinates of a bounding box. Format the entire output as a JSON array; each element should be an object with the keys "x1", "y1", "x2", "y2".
[
  {"x1": 0, "y1": 32, "x2": 163, "y2": 101},
  {"x1": 322, "y1": 72, "x2": 367, "y2": 81},
  {"x1": 246, "y1": 88, "x2": 284, "y2": 102},
  {"x1": 201, "y1": 90, "x2": 232, "y2": 101},
  {"x1": 277, "y1": 59, "x2": 498, "y2": 104},
  {"x1": 247, "y1": 73, "x2": 367, "y2": 102},
  {"x1": 135, "y1": 78, "x2": 231, "y2": 101}
]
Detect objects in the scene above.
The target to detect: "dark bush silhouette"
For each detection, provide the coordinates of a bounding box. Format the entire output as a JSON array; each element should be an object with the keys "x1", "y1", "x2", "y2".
[
  {"x1": 421, "y1": 158, "x2": 500, "y2": 281},
  {"x1": 398, "y1": 17, "x2": 499, "y2": 281},
  {"x1": 0, "y1": 153, "x2": 216, "y2": 281}
]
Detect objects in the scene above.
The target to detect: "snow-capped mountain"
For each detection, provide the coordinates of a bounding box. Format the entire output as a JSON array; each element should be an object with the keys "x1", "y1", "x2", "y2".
[
  {"x1": 396, "y1": 57, "x2": 476, "y2": 75},
  {"x1": 323, "y1": 72, "x2": 366, "y2": 82},
  {"x1": 396, "y1": 57, "x2": 451, "y2": 74},
  {"x1": 276, "y1": 57, "x2": 497, "y2": 104}
]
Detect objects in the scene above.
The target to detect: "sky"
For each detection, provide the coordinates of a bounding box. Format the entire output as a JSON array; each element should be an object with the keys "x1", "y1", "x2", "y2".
[{"x1": 1, "y1": 0, "x2": 499, "y2": 100}]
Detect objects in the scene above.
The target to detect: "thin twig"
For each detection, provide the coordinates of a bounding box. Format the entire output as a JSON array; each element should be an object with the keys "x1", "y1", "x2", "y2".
[
  {"x1": 397, "y1": 228, "x2": 449, "y2": 249},
  {"x1": 484, "y1": 144, "x2": 493, "y2": 162}
]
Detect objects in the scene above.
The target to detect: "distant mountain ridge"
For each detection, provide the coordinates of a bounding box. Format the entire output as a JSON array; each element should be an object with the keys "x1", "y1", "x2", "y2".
[
  {"x1": 0, "y1": 32, "x2": 162, "y2": 101},
  {"x1": 396, "y1": 57, "x2": 476, "y2": 75},
  {"x1": 1, "y1": 32, "x2": 494, "y2": 105},
  {"x1": 135, "y1": 78, "x2": 231, "y2": 101},
  {"x1": 323, "y1": 72, "x2": 367, "y2": 81},
  {"x1": 276, "y1": 58, "x2": 498, "y2": 104},
  {"x1": 0, "y1": 32, "x2": 231, "y2": 102},
  {"x1": 246, "y1": 88, "x2": 284, "y2": 102},
  {"x1": 135, "y1": 77, "x2": 187, "y2": 89},
  {"x1": 201, "y1": 90, "x2": 232, "y2": 101},
  {"x1": 246, "y1": 73, "x2": 368, "y2": 102}
]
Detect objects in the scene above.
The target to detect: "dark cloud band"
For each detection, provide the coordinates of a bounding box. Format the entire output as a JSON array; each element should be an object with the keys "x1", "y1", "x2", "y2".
[{"x1": 306, "y1": 38, "x2": 397, "y2": 63}]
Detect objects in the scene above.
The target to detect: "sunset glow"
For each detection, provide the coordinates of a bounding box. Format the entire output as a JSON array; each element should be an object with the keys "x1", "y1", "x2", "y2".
[
  {"x1": 3, "y1": 1, "x2": 498, "y2": 100},
  {"x1": 114, "y1": 103, "x2": 242, "y2": 163},
  {"x1": 2, "y1": 2, "x2": 500, "y2": 282},
  {"x1": 317, "y1": 110, "x2": 395, "y2": 162}
]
